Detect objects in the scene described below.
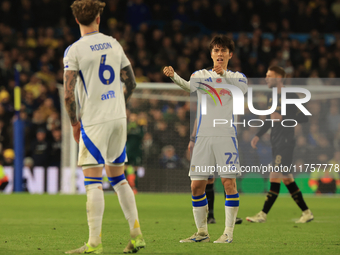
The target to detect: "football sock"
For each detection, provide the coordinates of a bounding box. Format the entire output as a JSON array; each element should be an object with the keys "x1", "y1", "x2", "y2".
[
  {"x1": 192, "y1": 193, "x2": 208, "y2": 234},
  {"x1": 205, "y1": 184, "x2": 215, "y2": 218},
  {"x1": 224, "y1": 193, "x2": 239, "y2": 238},
  {"x1": 262, "y1": 182, "x2": 280, "y2": 214},
  {"x1": 109, "y1": 174, "x2": 142, "y2": 238},
  {"x1": 285, "y1": 182, "x2": 309, "y2": 211},
  {"x1": 84, "y1": 177, "x2": 105, "y2": 247}
]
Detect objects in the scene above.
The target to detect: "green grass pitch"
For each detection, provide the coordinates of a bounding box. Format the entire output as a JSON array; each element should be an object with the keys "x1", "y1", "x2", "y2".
[{"x1": 1, "y1": 193, "x2": 340, "y2": 255}]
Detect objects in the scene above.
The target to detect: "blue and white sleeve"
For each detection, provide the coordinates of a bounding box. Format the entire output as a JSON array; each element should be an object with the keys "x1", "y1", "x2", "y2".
[{"x1": 63, "y1": 45, "x2": 79, "y2": 71}]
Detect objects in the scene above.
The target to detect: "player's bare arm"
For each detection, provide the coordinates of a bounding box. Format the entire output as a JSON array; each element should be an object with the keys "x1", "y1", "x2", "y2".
[
  {"x1": 163, "y1": 66, "x2": 190, "y2": 92},
  {"x1": 64, "y1": 70, "x2": 80, "y2": 143},
  {"x1": 251, "y1": 136, "x2": 259, "y2": 149},
  {"x1": 64, "y1": 70, "x2": 78, "y2": 125},
  {"x1": 163, "y1": 66, "x2": 174, "y2": 78},
  {"x1": 121, "y1": 65, "x2": 137, "y2": 103}
]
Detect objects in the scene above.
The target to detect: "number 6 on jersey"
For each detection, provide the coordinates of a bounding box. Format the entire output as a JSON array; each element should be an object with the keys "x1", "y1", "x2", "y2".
[{"x1": 99, "y1": 54, "x2": 115, "y2": 85}]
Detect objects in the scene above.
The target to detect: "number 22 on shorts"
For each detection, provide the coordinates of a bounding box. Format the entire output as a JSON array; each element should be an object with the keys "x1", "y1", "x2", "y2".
[{"x1": 225, "y1": 152, "x2": 239, "y2": 164}]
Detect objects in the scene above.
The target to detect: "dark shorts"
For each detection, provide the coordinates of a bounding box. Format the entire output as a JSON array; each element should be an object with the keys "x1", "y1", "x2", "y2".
[{"x1": 272, "y1": 145, "x2": 294, "y2": 176}]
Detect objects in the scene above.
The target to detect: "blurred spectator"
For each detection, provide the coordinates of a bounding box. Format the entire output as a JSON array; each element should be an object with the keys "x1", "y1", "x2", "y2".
[
  {"x1": 306, "y1": 70, "x2": 323, "y2": 86},
  {"x1": 22, "y1": 91, "x2": 39, "y2": 118},
  {"x1": 49, "y1": 129, "x2": 61, "y2": 167},
  {"x1": 30, "y1": 128, "x2": 49, "y2": 167},
  {"x1": 160, "y1": 145, "x2": 180, "y2": 169},
  {"x1": 126, "y1": 0, "x2": 151, "y2": 31},
  {"x1": 3, "y1": 148, "x2": 14, "y2": 166},
  {"x1": 135, "y1": 67, "x2": 149, "y2": 83},
  {"x1": 24, "y1": 157, "x2": 34, "y2": 169},
  {"x1": 174, "y1": 124, "x2": 189, "y2": 159},
  {"x1": 30, "y1": 110, "x2": 47, "y2": 139},
  {"x1": 308, "y1": 124, "x2": 320, "y2": 147},
  {"x1": 327, "y1": 105, "x2": 340, "y2": 134},
  {"x1": 126, "y1": 113, "x2": 144, "y2": 168},
  {"x1": 163, "y1": 104, "x2": 178, "y2": 124},
  {"x1": 46, "y1": 111, "x2": 60, "y2": 131},
  {"x1": 332, "y1": 0, "x2": 340, "y2": 18},
  {"x1": 24, "y1": 76, "x2": 42, "y2": 99},
  {"x1": 142, "y1": 132, "x2": 160, "y2": 168},
  {"x1": 0, "y1": 119, "x2": 9, "y2": 151},
  {"x1": 37, "y1": 98, "x2": 56, "y2": 121},
  {"x1": 294, "y1": 136, "x2": 312, "y2": 164},
  {"x1": 0, "y1": 1, "x2": 16, "y2": 28},
  {"x1": 310, "y1": 135, "x2": 334, "y2": 163}
]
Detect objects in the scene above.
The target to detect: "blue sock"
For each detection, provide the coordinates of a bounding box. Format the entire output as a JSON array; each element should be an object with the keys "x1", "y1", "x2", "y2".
[
  {"x1": 84, "y1": 176, "x2": 103, "y2": 186},
  {"x1": 108, "y1": 174, "x2": 126, "y2": 187},
  {"x1": 192, "y1": 193, "x2": 208, "y2": 207},
  {"x1": 225, "y1": 193, "x2": 239, "y2": 207}
]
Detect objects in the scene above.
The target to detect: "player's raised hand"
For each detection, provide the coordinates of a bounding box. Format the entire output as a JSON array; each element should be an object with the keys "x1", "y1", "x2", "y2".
[
  {"x1": 212, "y1": 65, "x2": 224, "y2": 75},
  {"x1": 72, "y1": 121, "x2": 81, "y2": 144},
  {"x1": 163, "y1": 66, "x2": 174, "y2": 78},
  {"x1": 251, "y1": 136, "x2": 259, "y2": 149}
]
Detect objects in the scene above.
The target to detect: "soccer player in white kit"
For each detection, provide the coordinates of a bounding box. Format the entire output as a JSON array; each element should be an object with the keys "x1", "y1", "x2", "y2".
[
  {"x1": 63, "y1": 1, "x2": 145, "y2": 253},
  {"x1": 165, "y1": 35, "x2": 247, "y2": 243}
]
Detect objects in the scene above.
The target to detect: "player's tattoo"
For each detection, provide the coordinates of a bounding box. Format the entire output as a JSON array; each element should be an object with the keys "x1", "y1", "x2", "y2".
[
  {"x1": 120, "y1": 65, "x2": 137, "y2": 103},
  {"x1": 64, "y1": 70, "x2": 78, "y2": 125}
]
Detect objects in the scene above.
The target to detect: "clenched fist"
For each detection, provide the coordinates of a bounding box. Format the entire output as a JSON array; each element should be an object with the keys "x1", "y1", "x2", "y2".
[
  {"x1": 212, "y1": 65, "x2": 224, "y2": 75},
  {"x1": 163, "y1": 66, "x2": 174, "y2": 78}
]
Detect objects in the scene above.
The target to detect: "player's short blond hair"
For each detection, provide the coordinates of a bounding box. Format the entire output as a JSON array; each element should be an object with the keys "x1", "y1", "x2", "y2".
[{"x1": 71, "y1": 0, "x2": 106, "y2": 26}]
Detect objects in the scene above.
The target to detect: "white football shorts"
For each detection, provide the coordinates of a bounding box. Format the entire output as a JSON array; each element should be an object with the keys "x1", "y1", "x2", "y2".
[
  {"x1": 78, "y1": 118, "x2": 127, "y2": 166},
  {"x1": 189, "y1": 136, "x2": 240, "y2": 180}
]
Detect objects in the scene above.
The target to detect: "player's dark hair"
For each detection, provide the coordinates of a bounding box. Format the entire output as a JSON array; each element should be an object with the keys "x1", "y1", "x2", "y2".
[
  {"x1": 268, "y1": 66, "x2": 286, "y2": 78},
  {"x1": 71, "y1": 0, "x2": 106, "y2": 26},
  {"x1": 209, "y1": 35, "x2": 235, "y2": 53}
]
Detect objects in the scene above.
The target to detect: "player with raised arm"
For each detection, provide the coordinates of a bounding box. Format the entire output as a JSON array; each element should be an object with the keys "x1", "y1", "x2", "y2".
[
  {"x1": 246, "y1": 66, "x2": 313, "y2": 224},
  {"x1": 166, "y1": 35, "x2": 247, "y2": 243},
  {"x1": 163, "y1": 67, "x2": 219, "y2": 223},
  {"x1": 163, "y1": 66, "x2": 243, "y2": 225},
  {"x1": 63, "y1": 0, "x2": 145, "y2": 253}
]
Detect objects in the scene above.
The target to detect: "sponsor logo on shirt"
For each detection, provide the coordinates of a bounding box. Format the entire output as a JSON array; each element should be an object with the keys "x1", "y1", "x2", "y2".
[
  {"x1": 196, "y1": 82, "x2": 223, "y2": 106},
  {"x1": 101, "y1": 90, "x2": 115, "y2": 101},
  {"x1": 239, "y1": 78, "x2": 247, "y2": 83}
]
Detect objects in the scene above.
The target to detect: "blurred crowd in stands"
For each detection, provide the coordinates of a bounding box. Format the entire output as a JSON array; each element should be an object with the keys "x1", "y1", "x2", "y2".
[{"x1": 0, "y1": 0, "x2": 339, "y2": 192}]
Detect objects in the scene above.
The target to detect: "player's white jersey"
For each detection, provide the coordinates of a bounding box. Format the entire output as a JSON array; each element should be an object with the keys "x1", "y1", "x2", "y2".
[
  {"x1": 190, "y1": 69, "x2": 248, "y2": 137},
  {"x1": 63, "y1": 32, "x2": 130, "y2": 127}
]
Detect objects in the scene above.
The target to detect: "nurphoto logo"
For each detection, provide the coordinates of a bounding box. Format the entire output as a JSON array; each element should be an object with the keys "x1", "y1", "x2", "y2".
[{"x1": 197, "y1": 81, "x2": 312, "y2": 128}]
